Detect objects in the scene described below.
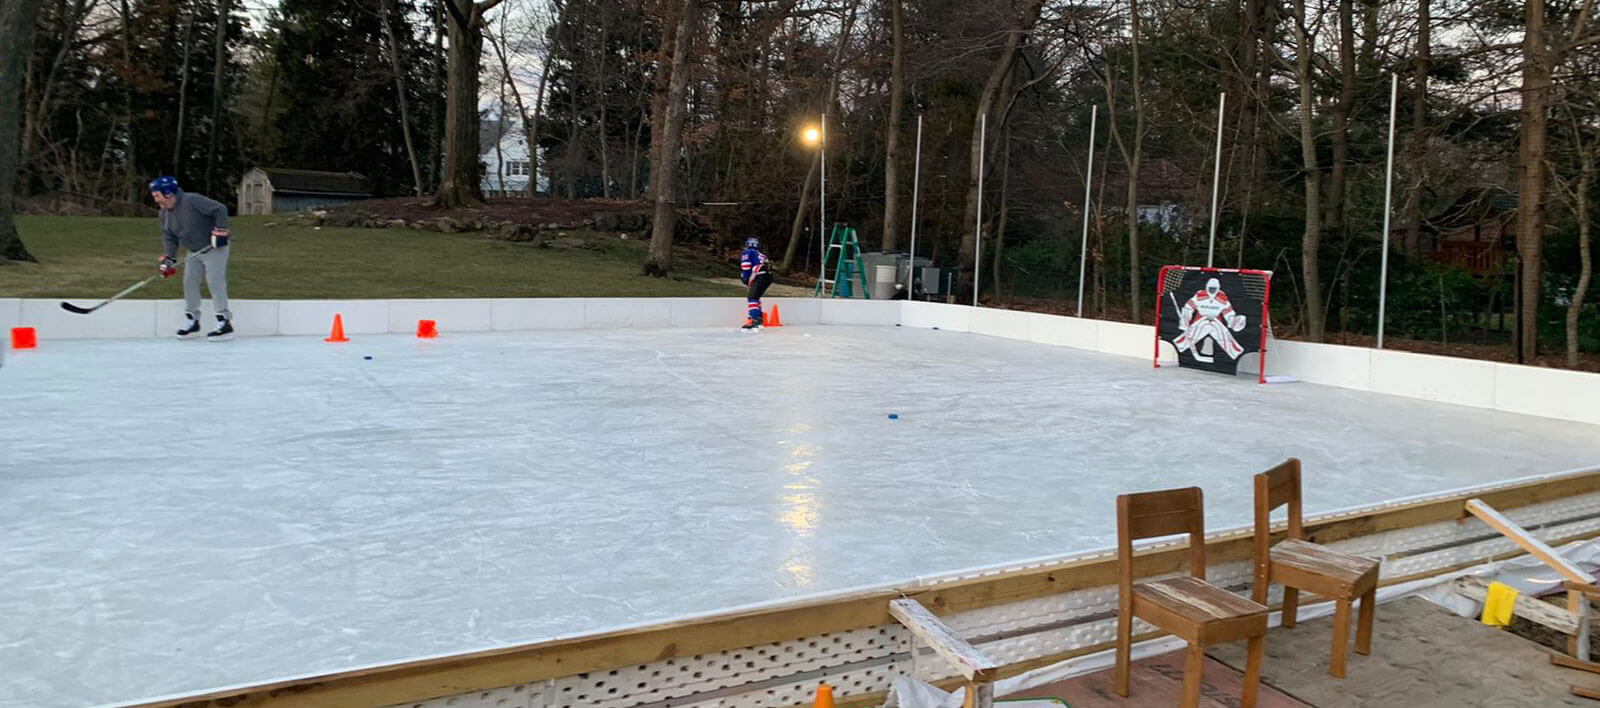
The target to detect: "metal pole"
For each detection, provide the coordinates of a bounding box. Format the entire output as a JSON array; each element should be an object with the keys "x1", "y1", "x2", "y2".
[
  {"x1": 973, "y1": 113, "x2": 986, "y2": 307},
  {"x1": 1206, "y1": 92, "x2": 1226, "y2": 267},
  {"x1": 1077, "y1": 106, "x2": 1098, "y2": 318},
  {"x1": 819, "y1": 113, "x2": 827, "y2": 289},
  {"x1": 908, "y1": 115, "x2": 923, "y2": 296},
  {"x1": 1377, "y1": 73, "x2": 1399, "y2": 349}
]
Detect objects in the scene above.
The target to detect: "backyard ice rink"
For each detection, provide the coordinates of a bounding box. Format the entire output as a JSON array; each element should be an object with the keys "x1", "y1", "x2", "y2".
[{"x1": 4, "y1": 323, "x2": 1600, "y2": 707}]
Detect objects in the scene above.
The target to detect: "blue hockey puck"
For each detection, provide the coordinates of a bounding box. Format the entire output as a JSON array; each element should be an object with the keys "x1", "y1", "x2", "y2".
[
  {"x1": 932, "y1": 326, "x2": 940, "y2": 330},
  {"x1": 888, "y1": 414, "x2": 899, "y2": 420},
  {"x1": 363, "y1": 355, "x2": 373, "y2": 360}
]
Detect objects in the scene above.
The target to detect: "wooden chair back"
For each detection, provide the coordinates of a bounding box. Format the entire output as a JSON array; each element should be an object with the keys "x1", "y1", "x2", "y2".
[{"x1": 1117, "y1": 487, "x2": 1208, "y2": 597}]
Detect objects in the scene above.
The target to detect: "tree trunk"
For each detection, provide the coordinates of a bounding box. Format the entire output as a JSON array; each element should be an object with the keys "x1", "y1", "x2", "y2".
[
  {"x1": 1327, "y1": 0, "x2": 1354, "y2": 238},
  {"x1": 204, "y1": 0, "x2": 231, "y2": 194},
  {"x1": 1515, "y1": 0, "x2": 1550, "y2": 361},
  {"x1": 1292, "y1": 0, "x2": 1325, "y2": 340},
  {"x1": 1569, "y1": 147, "x2": 1593, "y2": 367},
  {"x1": 643, "y1": 0, "x2": 698, "y2": 277},
  {"x1": 1, "y1": 0, "x2": 45, "y2": 263},
  {"x1": 1402, "y1": 0, "x2": 1430, "y2": 255},
  {"x1": 1123, "y1": 0, "x2": 1146, "y2": 323},
  {"x1": 173, "y1": 6, "x2": 196, "y2": 173},
  {"x1": 957, "y1": 0, "x2": 1046, "y2": 300},
  {"x1": 881, "y1": 0, "x2": 904, "y2": 251},
  {"x1": 992, "y1": 124, "x2": 1011, "y2": 297},
  {"x1": 436, "y1": 0, "x2": 500, "y2": 209},
  {"x1": 383, "y1": 0, "x2": 425, "y2": 196},
  {"x1": 780, "y1": 149, "x2": 819, "y2": 273},
  {"x1": 119, "y1": 0, "x2": 138, "y2": 201},
  {"x1": 645, "y1": 0, "x2": 680, "y2": 202}
]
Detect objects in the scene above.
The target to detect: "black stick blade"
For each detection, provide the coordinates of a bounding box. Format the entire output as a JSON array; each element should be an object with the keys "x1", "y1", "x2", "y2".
[{"x1": 60, "y1": 301, "x2": 98, "y2": 315}]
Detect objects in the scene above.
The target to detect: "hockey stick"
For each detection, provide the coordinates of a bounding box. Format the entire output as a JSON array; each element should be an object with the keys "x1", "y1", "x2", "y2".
[{"x1": 60, "y1": 245, "x2": 214, "y2": 315}]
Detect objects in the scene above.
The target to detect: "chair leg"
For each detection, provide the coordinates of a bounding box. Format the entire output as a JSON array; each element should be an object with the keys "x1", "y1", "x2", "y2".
[
  {"x1": 1356, "y1": 588, "x2": 1376, "y2": 656},
  {"x1": 1114, "y1": 606, "x2": 1132, "y2": 697},
  {"x1": 1182, "y1": 642, "x2": 1206, "y2": 708},
  {"x1": 1282, "y1": 587, "x2": 1300, "y2": 628},
  {"x1": 1331, "y1": 599, "x2": 1352, "y2": 678},
  {"x1": 1241, "y1": 635, "x2": 1266, "y2": 708}
]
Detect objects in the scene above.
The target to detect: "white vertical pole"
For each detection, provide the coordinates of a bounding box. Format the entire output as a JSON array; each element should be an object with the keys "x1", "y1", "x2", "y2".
[
  {"x1": 908, "y1": 115, "x2": 923, "y2": 296},
  {"x1": 1077, "y1": 106, "x2": 1098, "y2": 318},
  {"x1": 973, "y1": 113, "x2": 986, "y2": 307},
  {"x1": 819, "y1": 113, "x2": 828, "y2": 290},
  {"x1": 1206, "y1": 92, "x2": 1226, "y2": 268},
  {"x1": 1377, "y1": 73, "x2": 1399, "y2": 349}
]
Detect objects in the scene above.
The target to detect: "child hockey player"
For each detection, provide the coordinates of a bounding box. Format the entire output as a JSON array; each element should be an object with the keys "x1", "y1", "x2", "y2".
[{"x1": 739, "y1": 237, "x2": 773, "y2": 330}]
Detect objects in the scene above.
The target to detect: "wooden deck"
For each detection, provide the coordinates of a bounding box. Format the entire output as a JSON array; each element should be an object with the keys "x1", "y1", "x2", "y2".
[{"x1": 1008, "y1": 597, "x2": 1592, "y2": 707}]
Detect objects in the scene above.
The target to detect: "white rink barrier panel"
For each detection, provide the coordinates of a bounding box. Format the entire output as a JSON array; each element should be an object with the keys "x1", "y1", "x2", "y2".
[
  {"x1": 897, "y1": 303, "x2": 1600, "y2": 427},
  {"x1": 114, "y1": 468, "x2": 1600, "y2": 708},
  {"x1": 7, "y1": 297, "x2": 857, "y2": 340}
]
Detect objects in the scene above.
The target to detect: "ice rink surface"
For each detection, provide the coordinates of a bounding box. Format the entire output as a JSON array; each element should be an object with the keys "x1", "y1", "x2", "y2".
[{"x1": 4, "y1": 324, "x2": 1599, "y2": 707}]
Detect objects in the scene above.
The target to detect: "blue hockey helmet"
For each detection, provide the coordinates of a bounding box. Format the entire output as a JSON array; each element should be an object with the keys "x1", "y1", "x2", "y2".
[
  {"x1": 744, "y1": 237, "x2": 760, "y2": 250},
  {"x1": 148, "y1": 176, "x2": 181, "y2": 195}
]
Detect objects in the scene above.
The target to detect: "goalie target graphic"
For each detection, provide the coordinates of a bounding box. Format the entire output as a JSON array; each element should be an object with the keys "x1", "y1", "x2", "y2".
[{"x1": 1157, "y1": 269, "x2": 1266, "y2": 377}]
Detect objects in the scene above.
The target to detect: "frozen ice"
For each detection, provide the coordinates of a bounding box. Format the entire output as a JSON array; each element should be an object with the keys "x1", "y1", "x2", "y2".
[{"x1": 2, "y1": 325, "x2": 1598, "y2": 707}]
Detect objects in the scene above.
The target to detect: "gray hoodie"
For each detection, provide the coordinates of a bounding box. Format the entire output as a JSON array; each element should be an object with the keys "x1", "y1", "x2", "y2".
[{"x1": 159, "y1": 191, "x2": 230, "y2": 258}]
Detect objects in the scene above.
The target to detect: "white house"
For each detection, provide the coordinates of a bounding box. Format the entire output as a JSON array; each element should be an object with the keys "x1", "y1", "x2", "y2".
[{"x1": 480, "y1": 129, "x2": 547, "y2": 197}]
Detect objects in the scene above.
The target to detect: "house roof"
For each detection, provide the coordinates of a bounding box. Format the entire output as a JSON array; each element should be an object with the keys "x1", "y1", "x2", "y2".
[
  {"x1": 256, "y1": 168, "x2": 371, "y2": 196},
  {"x1": 1425, "y1": 188, "x2": 1517, "y2": 231}
]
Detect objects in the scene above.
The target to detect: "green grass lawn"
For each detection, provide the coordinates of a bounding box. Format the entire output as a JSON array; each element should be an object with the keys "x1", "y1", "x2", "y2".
[{"x1": 1, "y1": 215, "x2": 743, "y2": 299}]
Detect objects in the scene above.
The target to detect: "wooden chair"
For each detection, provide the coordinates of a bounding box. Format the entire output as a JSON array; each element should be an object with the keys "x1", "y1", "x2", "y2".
[
  {"x1": 1116, "y1": 487, "x2": 1269, "y2": 708},
  {"x1": 1252, "y1": 458, "x2": 1380, "y2": 678}
]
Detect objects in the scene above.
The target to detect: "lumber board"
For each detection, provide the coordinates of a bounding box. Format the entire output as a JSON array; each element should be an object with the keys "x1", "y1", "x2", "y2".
[{"x1": 888, "y1": 598, "x2": 998, "y2": 682}]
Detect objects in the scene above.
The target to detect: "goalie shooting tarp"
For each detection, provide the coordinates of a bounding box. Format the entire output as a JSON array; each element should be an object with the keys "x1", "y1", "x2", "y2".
[{"x1": 1158, "y1": 270, "x2": 1263, "y2": 376}]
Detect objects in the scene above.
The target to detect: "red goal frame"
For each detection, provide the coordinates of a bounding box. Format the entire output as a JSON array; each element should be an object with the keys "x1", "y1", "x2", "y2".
[{"x1": 1153, "y1": 265, "x2": 1274, "y2": 384}]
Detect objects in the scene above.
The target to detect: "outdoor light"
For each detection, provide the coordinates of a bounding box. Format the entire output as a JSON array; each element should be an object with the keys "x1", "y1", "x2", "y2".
[{"x1": 802, "y1": 126, "x2": 821, "y2": 145}]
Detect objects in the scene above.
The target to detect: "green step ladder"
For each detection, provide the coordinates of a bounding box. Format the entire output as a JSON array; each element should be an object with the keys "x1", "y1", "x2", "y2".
[{"x1": 814, "y1": 224, "x2": 871, "y2": 299}]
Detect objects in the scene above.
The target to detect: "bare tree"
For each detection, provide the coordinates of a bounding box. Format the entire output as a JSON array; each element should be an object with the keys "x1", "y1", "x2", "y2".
[
  {"x1": 643, "y1": 0, "x2": 699, "y2": 277},
  {"x1": 1291, "y1": 0, "x2": 1325, "y2": 340},
  {"x1": 436, "y1": 0, "x2": 507, "y2": 208},
  {"x1": 1, "y1": 0, "x2": 46, "y2": 263},
  {"x1": 1551, "y1": 113, "x2": 1594, "y2": 367},
  {"x1": 381, "y1": 0, "x2": 425, "y2": 196},
  {"x1": 204, "y1": 0, "x2": 231, "y2": 193},
  {"x1": 958, "y1": 0, "x2": 1047, "y2": 301},
  {"x1": 173, "y1": 5, "x2": 196, "y2": 173},
  {"x1": 778, "y1": 0, "x2": 858, "y2": 274},
  {"x1": 1402, "y1": 0, "x2": 1429, "y2": 256},
  {"x1": 881, "y1": 0, "x2": 904, "y2": 251}
]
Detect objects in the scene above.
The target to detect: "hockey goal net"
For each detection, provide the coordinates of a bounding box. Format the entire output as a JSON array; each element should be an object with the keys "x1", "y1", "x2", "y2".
[{"x1": 1153, "y1": 266, "x2": 1274, "y2": 383}]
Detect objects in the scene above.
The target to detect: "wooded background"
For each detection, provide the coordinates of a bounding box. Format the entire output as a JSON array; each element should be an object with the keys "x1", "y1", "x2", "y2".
[{"x1": 0, "y1": 0, "x2": 1595, "y2": 365}]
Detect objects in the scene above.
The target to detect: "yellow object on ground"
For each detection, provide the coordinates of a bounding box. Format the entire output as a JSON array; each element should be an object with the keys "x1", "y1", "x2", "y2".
[{"x1": 1480, "y1": 581, "x2": 1519, "y2": 627}]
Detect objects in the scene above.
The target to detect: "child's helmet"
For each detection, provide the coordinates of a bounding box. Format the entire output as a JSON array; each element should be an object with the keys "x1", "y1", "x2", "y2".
[{"x1": 744, "y1": 237, "x2": 760, "y2": 250}]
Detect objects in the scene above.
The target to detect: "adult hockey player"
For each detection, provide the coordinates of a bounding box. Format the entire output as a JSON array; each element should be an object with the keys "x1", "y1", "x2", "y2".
[
  {"x1": 739, "y1": 237, "x2": 773, "y2": 330},
  {"x1": 151, "y1": 176, "x2": 234, "y2": 340}
]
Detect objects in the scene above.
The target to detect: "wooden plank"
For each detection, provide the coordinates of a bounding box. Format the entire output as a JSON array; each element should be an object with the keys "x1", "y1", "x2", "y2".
[
  {"x1": 1464, "y1": 498, "x2": 1597, "y2": 584},
  {"x1": 1452, "y1": 576, "x2": 1581, "y2": 634},
  {"x1": 1553, "y1": 654, "x2": 1600, "y2": 675},
  {"x1": 124, "y1": 471, "x2": 1600, "y2": 708},
  {"x1": 888, "y1": 598, "x2": 998, "y2": 682}
]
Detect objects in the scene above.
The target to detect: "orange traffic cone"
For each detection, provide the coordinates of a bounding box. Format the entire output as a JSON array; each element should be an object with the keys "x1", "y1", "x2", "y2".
[
  {"x1": 416, "y1": 319, "x2": 439, "y2": 339},
  {"x1": 325, "y1": 314, "x2": 349, "y2": 342},
  {"x1": 765, "y1": 304, "x2": 783, "y2": 327},
  {"x1": 812, "y1": 682, "x2": 834, "y2": 708}
]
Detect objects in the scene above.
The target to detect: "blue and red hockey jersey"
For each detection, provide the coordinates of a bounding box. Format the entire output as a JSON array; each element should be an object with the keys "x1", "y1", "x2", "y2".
[{"x1": 740, "y1": 247, "x2": 769, "y2": 285}]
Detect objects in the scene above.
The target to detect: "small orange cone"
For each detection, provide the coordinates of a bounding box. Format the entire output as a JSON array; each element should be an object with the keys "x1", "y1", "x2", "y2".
[
  {"x1": 325, "y1": 314, "x2": 349, "y2": 342},
  {"x1": 11, "y1": 327, "x2": 37, "y2": 350},
  {"x1": 766, "y1": 304, "x2": 783, "y2": 327},
  {"x1": 416, "y1": 319, "x2": 439, "y2": 339},
  {"x1": 813, "y1": 682, "x2": 834, "y2": 708}
]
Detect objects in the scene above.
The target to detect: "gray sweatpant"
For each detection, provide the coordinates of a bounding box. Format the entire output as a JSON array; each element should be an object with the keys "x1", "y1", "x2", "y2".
[{"x1": 184, "y1": 246, "x2": 230, "y2": 321}]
